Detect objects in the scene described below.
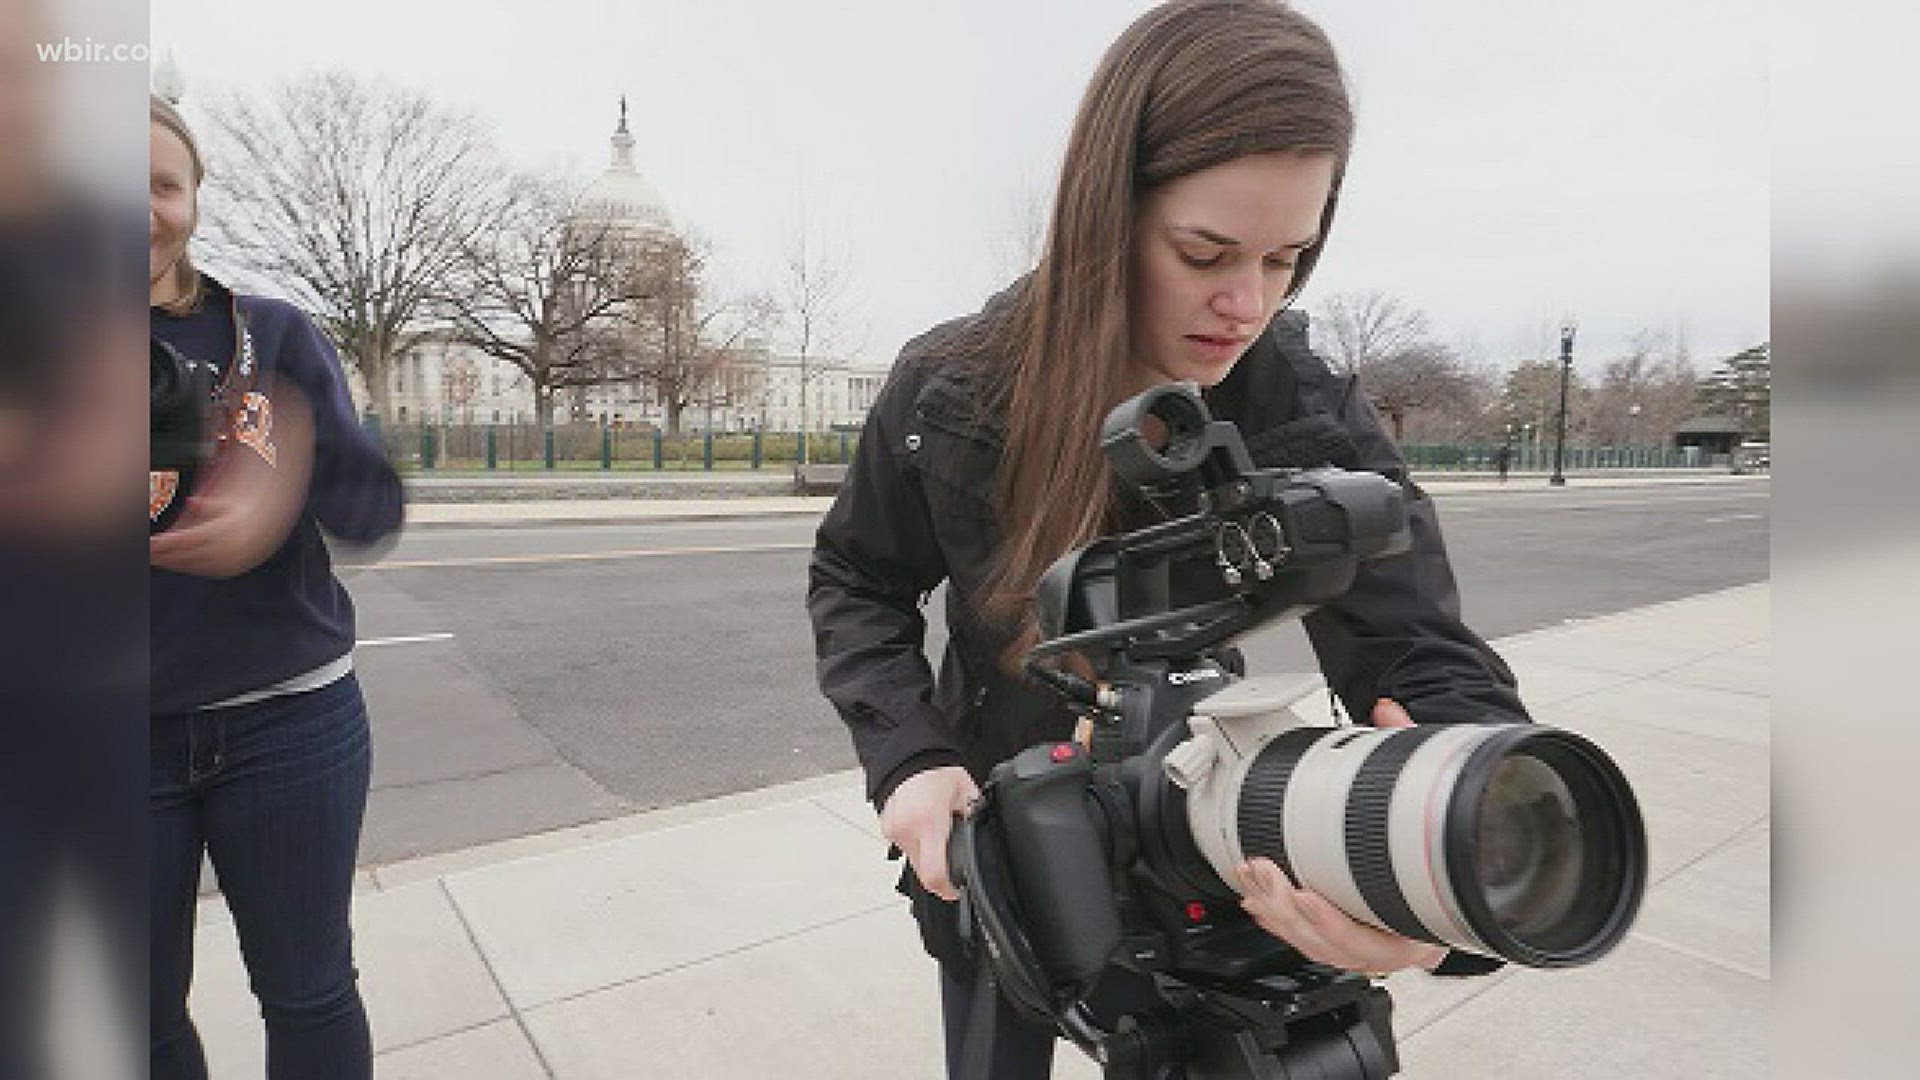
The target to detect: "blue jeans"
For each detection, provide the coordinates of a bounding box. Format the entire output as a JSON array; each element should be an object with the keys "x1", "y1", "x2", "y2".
[{"x1": 150, "y1": 673, "x2": 373, "y2": 1080}]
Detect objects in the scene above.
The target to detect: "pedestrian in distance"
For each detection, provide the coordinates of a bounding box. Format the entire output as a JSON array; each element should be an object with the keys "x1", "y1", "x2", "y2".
[
  {"x1": 807, "y1": 3, "x2": 1528, "y2": 1076},
  {"x1": 1496, "y1": 441, "x2": 1514, "y2": 482},
  {"x1": 148, "y1": 92, "x2": 403, "y2": 1080}
]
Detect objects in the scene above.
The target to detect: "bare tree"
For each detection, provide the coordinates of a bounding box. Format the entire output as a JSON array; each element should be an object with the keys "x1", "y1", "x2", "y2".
[
  {"x1": 440, "y1": 172, "x2": 661, "y2": 428},
  {"x1": 1587, "y1": 330, "x2": 1700, "y2": 446},
  {"x1": 1500, "y1": 359, "x2": 1591, "y2": 449},
  {"x1": 1400, "y1": 361, "x2": 1504, "y2": 444},
  {"x1": 197, "y1": 73, "x2": 504, "y2": 420},
  {"x1": 1315, "y1": 291, "x2": 1476, "y2": 441},
  {"x1": 991, "y1": 178, "x2": 1051, "y2": 282},
  {"x1": 614, "y1": 232, "x2": 767, "y2": 434},
  {"x1": 778, "y1": 204, "x2": 850, "y2": 459},
  {"x1": 1315, "y1": 291, "x2": 1435, "y2": 377},
  {"x1": 1354, "y1": 341, "x2": 1479, "y2": 442}
]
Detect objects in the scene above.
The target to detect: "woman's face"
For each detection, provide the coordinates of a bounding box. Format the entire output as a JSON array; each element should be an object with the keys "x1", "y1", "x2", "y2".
[
  {"x1": 1129, "y1": 150, "x2": 1335, "y2": 387},
  {"x1": 149, "y1": 122, "x2": 197, "y2": 290}
]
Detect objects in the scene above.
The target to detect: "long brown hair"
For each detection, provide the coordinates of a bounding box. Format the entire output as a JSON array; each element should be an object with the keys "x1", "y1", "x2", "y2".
[{"x1": 979, "y1": 0, "x2": 1354, "y2": 656}]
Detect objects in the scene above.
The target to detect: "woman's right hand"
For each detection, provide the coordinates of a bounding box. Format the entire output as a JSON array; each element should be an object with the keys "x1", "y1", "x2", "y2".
[
  {"x1": 880, "y1": 765, "x2": 981, "y2": 902},
  {"x1": 150, "y1": 380, "x2": 313, "y2": 578}
]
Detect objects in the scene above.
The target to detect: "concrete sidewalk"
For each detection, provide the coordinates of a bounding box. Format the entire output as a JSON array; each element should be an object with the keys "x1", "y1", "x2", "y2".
[
  {"x1": 401, "y1": 472, "x2": 1769, "y2": 530},
  {"x1": 187, "y1": 583, "x2": 1769, "y2": 1078}
]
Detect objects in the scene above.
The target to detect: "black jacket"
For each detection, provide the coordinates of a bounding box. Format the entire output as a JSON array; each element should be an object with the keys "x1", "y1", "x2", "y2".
[{"x1": 809, "y1": 293, "x2": 1529, "y2": 808}]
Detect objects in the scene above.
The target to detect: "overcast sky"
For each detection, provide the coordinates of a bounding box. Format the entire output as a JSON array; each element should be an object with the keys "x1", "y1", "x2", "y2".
[{"x1": 149, "y1": 0, "x2": 1767, "y2": 375}]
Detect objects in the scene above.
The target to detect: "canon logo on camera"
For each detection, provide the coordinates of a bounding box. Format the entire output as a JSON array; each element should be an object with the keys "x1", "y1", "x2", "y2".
[{"x1": 1167, "y1": 668, "x2": 1221, "y2": 686}]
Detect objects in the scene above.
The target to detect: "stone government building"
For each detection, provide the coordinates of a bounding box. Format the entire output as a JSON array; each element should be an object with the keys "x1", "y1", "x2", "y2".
[{"x1": 373, "y1": 104, "x2": 887, "y2": 433}]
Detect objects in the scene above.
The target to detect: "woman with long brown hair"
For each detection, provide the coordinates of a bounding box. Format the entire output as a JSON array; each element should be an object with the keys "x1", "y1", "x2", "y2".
[{"x1": 809, "y1": 2, "x2": 1523, "y2": 1074}]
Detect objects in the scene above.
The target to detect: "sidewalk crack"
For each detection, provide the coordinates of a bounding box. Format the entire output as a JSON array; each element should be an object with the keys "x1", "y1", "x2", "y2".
[
  {"x1": 438, "y1": 877, "x2": 561, "y2": 1079},
  {"x1": 370, "y1": 759, "x2": 600, "y2": 795},
  {"x1": 1651, "y1": 812, "x2": 1768, "y2": 887},
  {"x1": 1547, "y1": 635, "x2": 1771, "y2": 739},
  {"x1": 1626, "y1": 930, "x2": 1768, "y2": 982},
  {"x1": 1394, "y1": 966, "x2": 1521, "y2": 1040},
  {"x1": 522, "y1": 901, "x2": 901, "y2": 1012},
  {"x1": 809, "y1": 796, "x2": 882, "y2": 840},
  {"x1": 375, "y1": 1015, "x2": 520, "y2": 1060}
]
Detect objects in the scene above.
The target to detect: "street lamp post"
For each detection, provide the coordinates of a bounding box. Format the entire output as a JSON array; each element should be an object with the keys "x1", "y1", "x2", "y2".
[{"x1": 1550, "y1": 323, "x2": 1575, "y2": 486}]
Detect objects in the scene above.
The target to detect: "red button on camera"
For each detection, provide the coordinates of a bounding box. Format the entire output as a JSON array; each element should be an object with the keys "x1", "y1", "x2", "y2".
[{"x1": 1050, "y1": 744, "x2": 1076, "y2": 763}]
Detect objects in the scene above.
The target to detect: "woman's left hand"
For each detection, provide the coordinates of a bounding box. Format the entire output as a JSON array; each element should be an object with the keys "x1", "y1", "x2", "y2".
[{"x1": 1234, "y1": 698, "x2": 1448, "y2": 976}]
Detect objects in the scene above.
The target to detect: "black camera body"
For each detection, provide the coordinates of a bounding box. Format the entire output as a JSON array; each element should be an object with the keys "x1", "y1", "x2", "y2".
[
  {"x1": 150, "y1": 334, "x2": 217, "y2": 474},
  {"x1": 955, "y1": 671, "x2": 1402, "y2": 1080},
  {"x1": 947, "y1": 383, "x2": 1647, "y2": 1079}
]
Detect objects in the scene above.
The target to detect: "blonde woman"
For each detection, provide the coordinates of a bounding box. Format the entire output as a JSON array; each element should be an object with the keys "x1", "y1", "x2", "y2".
[{"x1": 149, "y1": 93, "x2": 401, "y2": 1080}]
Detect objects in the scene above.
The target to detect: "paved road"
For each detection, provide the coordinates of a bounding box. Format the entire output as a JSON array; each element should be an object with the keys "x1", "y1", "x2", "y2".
[{"x1": 340, "y1": 479, "x2": 1769, "y2": 866}]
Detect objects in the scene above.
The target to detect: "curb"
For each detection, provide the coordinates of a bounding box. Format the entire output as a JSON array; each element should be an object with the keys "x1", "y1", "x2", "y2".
[
  {"x1": 404, "y1": 505, "x2": 833, "y2": 531},
  {"x1": 399, "y1": 475, "x2": 1768, "y2": 530}
]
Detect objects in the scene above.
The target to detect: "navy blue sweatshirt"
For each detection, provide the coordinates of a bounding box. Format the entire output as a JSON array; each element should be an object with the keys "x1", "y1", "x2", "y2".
[{"x1": 150, "y1": 276, "x2": 403, "y2": 715}]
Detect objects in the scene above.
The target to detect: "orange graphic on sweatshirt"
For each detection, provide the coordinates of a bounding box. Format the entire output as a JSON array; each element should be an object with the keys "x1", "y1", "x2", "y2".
[{"x1": 230, "y1": 391, "x2": 276, "y2": 468}]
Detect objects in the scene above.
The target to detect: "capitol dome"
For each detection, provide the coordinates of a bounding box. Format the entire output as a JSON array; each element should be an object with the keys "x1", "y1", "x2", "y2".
[{"x1": 572, "y1": 98, "x2": 671, "y2": 236}]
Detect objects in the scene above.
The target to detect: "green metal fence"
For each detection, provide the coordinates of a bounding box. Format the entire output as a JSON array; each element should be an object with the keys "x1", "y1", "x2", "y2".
[
  {"x1": 375, "y1": 418, "x2": 1708, "y2": 475},
  {"x1": 375, "y1": 420, "x2": 860, "y2": 473},
  {"x1": 1397, "y1": 443, "x2": 1695, "y2": 472}
]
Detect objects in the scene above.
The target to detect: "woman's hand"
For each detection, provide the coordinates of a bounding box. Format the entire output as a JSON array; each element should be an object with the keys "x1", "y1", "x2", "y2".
[
  {"x1": 1237, "y1": 858, "x2": 1445, "y2": 976},
  {"x1": 150, "y1": 381, "x2": 313, "y2": 578},
  {"x1": 880, "y1": 765, "x2": 981, "y2": 902},
  {"x1": 1235, "y1": 697, "x2": 1447, "y2": 976}
]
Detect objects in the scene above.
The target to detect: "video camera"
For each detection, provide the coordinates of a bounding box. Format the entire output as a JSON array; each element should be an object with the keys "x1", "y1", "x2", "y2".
[{"x1": 947, "y1": 383, "x2": 1648, "y2": 1079}]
